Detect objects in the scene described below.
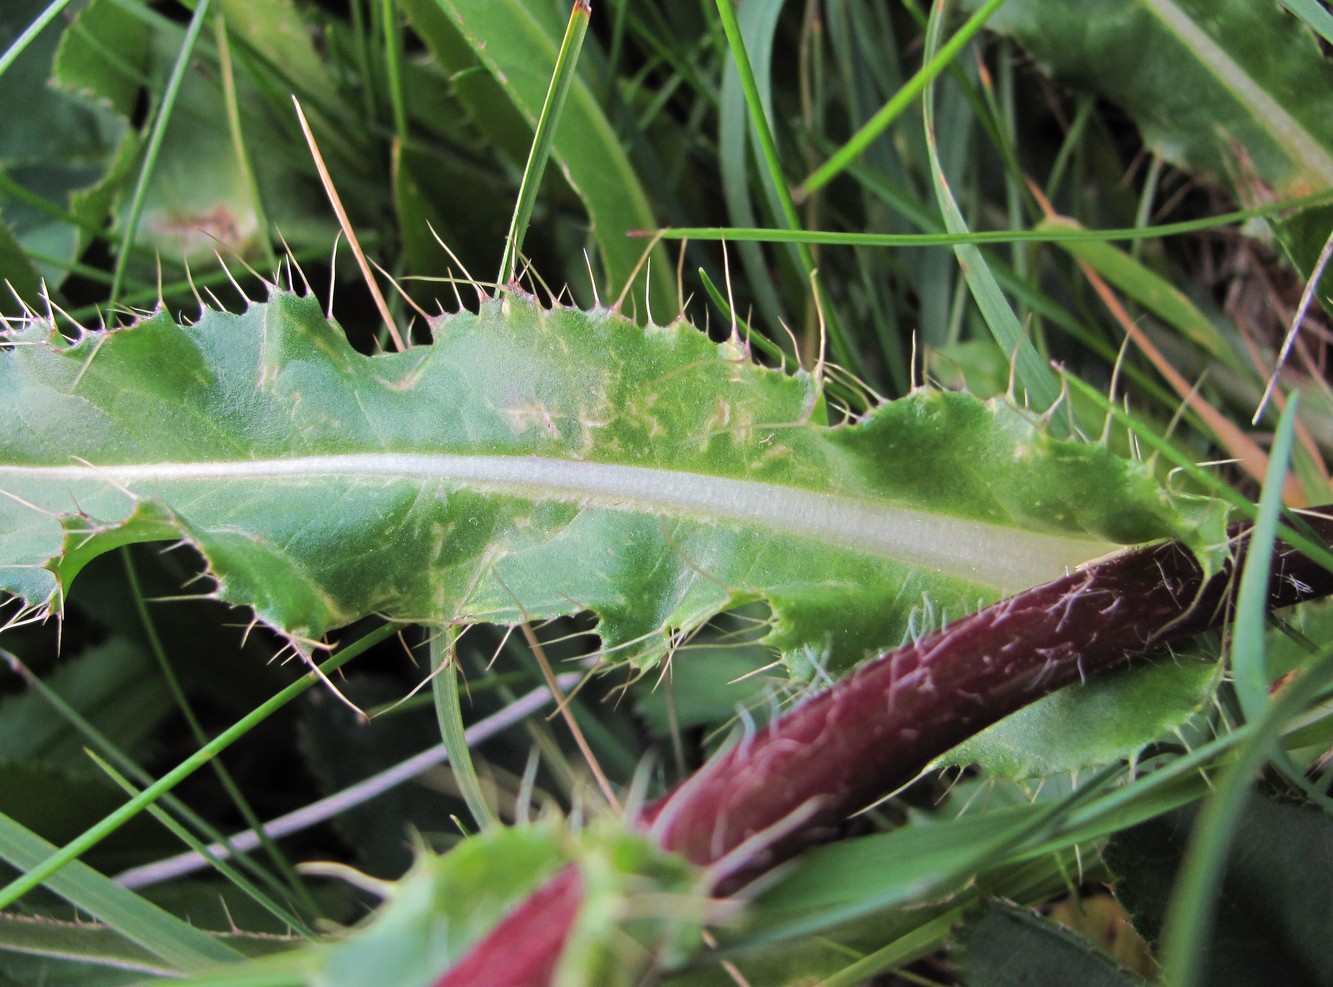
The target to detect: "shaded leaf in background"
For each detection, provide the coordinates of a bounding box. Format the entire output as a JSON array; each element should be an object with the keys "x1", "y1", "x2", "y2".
[
  {"x1": 0, "y1": 219, "x2": 41, "y2": 316},
  {"x1": 53, "y1": 0, "x2": 145, "y2": 120},
  {"x1": 0, "y1": 762, "x2": 130, "y2": 852},
  {"x1": 1105, "y1": 795, "x2": 1333, "y2": 987},
  {"x1": 971, "y1": 0, "x2": 1333, "y2": 334},
  {"x1": 52, "y1": 0, "x2": 335, "y2": 277},
  {"x1": 0, "y1": 0, "x2": 134, "y2": 288},
  {"x1": 955, "y1": 899, "x2": 1148, "y2": 987},
  {"x1": 971, "y1": 0, "x2": 1333, "y2": 198},
  {"x1": 296, "y1": 676, "x2": 458, "y2": 879},
  {"x1": 0, "y1": 638, "x2": 168, "y2": 768}
]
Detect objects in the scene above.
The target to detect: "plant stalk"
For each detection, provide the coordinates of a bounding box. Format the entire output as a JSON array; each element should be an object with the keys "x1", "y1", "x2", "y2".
[{"x1": 435, "y1": 511, "x2": 1333, "y2": 985}]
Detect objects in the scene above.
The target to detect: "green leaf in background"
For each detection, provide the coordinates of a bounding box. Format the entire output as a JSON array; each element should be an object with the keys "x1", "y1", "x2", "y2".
[
  {"x1": 1106, "y1": 796, "x2": 1333, "y2": 986},
  {"x1": 0, "y1": 638, "x2": 169, "y2": 767},
  {"x1": 0, "y1": 290, "x2": 1219, "y2": 676},
  {"x1": 955, "y1": 899, "x2": 1148, "y2": 987},
  {"x1": 52, "y1": 0, "x2": 334, "y2": 276},
  {"x1": 0, "y1": 0, "x2": 134, "y2": 288},
  {"x1": 970, "y1": 0, "x2": 1333, "y2": 199},
  {"x1": 0, "y1": 217, "x2": 41, "y2": 316},
  {"x1": 937, "y1": 653, "x2": 1220, "y2": 778},
  {"x1": 52, "y1": 0, "x2": 145, "y2": 120},
  {"x1": 216, "y1": 0, "x2": 337, "y2": 106}
]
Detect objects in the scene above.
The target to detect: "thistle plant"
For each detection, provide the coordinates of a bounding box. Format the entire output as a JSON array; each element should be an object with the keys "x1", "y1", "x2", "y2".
[{"x1": 2, "y1": 1, "x2": 1332, "y2": 985}]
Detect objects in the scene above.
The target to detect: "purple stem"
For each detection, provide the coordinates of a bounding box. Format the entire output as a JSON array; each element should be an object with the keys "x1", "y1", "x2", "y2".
[{"x1": 437, "y1": 512, "x2": 1333, "y2": 985}]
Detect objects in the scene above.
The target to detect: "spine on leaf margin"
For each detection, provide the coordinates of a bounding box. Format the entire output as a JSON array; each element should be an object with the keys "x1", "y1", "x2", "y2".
[{"x1": 437, "y1": 512, "x2": 1333, "y2": 986}]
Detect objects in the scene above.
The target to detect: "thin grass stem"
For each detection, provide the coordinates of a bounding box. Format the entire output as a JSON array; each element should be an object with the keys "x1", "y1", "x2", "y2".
[
  {"x1": 498, "y1": 0, "x2": 591, "y2": 287},
  {"x1": 109, "y1": 0, "x2": 215, "y2": 306}
]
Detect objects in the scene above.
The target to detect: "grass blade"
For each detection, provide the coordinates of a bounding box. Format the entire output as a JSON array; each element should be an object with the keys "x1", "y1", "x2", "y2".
[
  {"x1": 431, "y1": 630, "x2": 498, "y2": 830},
  {"x1": 411, "y1": 0, "x2": 675, "y2": 317},
  {"x1": 1232, "y1": 395, "x2": 1299, "y2": 723},
  {"x1": 1161, "y1": 637, "x2": 1333, "y2": 987},
  {"x1": 920, "y1": 0, "x2": 1059, "y2": 410},
  {"x1": 497, "y1": 0, "x2": 590, "y2": 286},
  {"x1": 120, "y1": 549, "x2": 316, "y2": 916},
  {"x1": 0, "y1": 810, "x2": 241, "y2": 972},
  {"x1": 0, "y1": 648, "x2": 315, "y2": 938},
  {"x1": 1227, "y1": 395, "x2": 1333, "y2": 812},
  {"x1": 114, "y1": 679, "x2": 574, "y2": 890},
  {"x1": 716, "y1": 0, "x2": 786, "y2": 338},
  {"x1": 798, "y1": 0, "x2": 1009, "y2": 199},
  {"x1": 109, "y1": 0, "x2": 214, "y2": 305},
  {"x1": 655, "y1": 190, "x2": 1333, "y2": 246},
  {"x1": 1279, "y1": 0, "x2": 1333, "y2": 46},
  {"x1": 86, "y1": 750, "x2": 310, "y2": 939},
  {"x1": 1034, "y1": 215, "x2": 1241, "y2": 370},
  {"x1": 0, "y1": 0, "x2": 75, "y2": 81},
  {"x1": 711, "y1": 0, "x2": 855, "y2": 368}
]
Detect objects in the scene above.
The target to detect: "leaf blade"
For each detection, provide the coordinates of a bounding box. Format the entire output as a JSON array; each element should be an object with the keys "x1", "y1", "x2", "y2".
[{"x1": 1, "y1": 292, "x2": 1215, "y2": 674}]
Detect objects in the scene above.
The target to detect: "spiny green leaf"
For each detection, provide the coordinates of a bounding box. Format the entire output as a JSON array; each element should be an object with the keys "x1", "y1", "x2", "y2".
[
  {"x1": 0, "y1": 290, "x2": 1219, "y2": 673},
  {"x1": 0, "y1": 912, "x2": 292, "y2": 982},
  {"x1": 0, "y1": 912, "x2": 170, "y2": 983}
]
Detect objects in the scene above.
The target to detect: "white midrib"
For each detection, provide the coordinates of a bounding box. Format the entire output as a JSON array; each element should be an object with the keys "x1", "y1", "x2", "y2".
[{"x1": 3, "y1": 453, "x2": 1115, "y2": 593}]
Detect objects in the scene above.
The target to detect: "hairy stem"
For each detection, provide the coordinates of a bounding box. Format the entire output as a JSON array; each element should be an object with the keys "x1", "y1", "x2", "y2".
[{"x1": 436, "y1": 511, "x2": 1333, "y2": 985}]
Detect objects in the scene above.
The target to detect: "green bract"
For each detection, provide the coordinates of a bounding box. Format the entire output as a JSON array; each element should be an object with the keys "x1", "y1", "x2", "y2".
[{"x1": 0, "y1": 290, "x2": 1220, "y2": 672}]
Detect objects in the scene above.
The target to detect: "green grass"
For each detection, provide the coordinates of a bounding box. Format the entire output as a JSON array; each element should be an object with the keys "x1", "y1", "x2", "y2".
[{"x1": 2, "y1": 0, "x2": 1333, "y2": 984}]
